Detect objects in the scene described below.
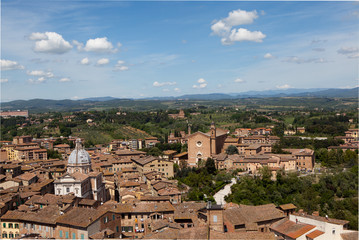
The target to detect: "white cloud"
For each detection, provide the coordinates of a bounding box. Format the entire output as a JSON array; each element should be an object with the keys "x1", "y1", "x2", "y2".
[
  {"x1": 162, "y1": 88, "x2": 170, "y2": 92},
  {"x1": 29, "y1": 32, "x2": 48, "y2": 40},
  {"x1": 193, "y1": 83, "x2": 207, "y2": 89},
  {"x1": 114, "y1": 60, "x2": 129, "y2": 71},
  {"x1": 337, "y1": 47, "x2": 359, "y2": 59},
  {"x1": 276, "y1": 84, "x2": 291, "y2": 89},
  {"x1": 27, "y1": 70, "x2": 54, "y2": 78},
  {"x1": 174, "y1": 88, "x2": 181, "y2": 92},
  {"x1": 283, "y1": 56, "x2": 328, "y2": 64},
  {"x1": 153, "y1": 81, "x2": 176, "y2": 87},
  {"x1": 96, "y1": 58, "x2": 110, "y2": 66},
  {"x1": 264, "y1": 53, "x2": 274, "y2": 59},
  {"x1": 221, "y1": 28, "x2": 266, "y2": 45},
  {"x1": 218, "y1": 84, "x2": 222, "y2": 88},
  {"x1": 59, "y1": 77, "x2": 71, "y2": 82},
  {"x1": 234, "y1": 78, "x2": 245, "y2": 83},
  {"x1": 71, "y1": 96, "x2": 80, "y2": 100},
  {"x1": 80, "y1": 57, "x2": 90, "y2": 65},
  {"x1": 117, "y1": 42, "x2": 122, "y2": 48},
  {"x1": 0, "y1": 78, "x2": 9, "y2": 83},
  {"x1": 193, "y1": 78, "x2": 207, "y2": 89},
  {"x1": 29, "y1": 32, "x2": 72, "y2": 54},
  {"x1": 211, "y1": 9, "x2": 265, "y2": 45},
  {"x1": 72, "y1": 40, "x2": 84, "y2": 51},
  {"x1": 28, "y1": 77, "x2": 46, "y2": 84},
  {"x1": 197, "y1": 78, "x2": 206, "y2": 84},
  {"x1": 84, "y1": 37, "x2": 116, "y2": 53},
  {"x1": 1, "y1": 59, "x2": 25, "y2": 71}
]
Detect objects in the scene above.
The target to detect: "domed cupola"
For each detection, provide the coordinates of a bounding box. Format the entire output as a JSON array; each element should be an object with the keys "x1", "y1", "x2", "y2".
[{"x1": 67, "y1": 139, "x2": 91, "y2": 174}]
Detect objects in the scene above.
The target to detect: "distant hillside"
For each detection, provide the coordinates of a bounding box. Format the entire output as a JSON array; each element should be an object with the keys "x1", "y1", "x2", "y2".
[
  {"x1": 82, "y1": 96, "x2": 120, "y2": 102},
  {"x1": 1, "y1": 88, "x2": 357, "y2": 113},
  {"x1": 294, "y1": 87, "x2": 358, "y2": 98}
]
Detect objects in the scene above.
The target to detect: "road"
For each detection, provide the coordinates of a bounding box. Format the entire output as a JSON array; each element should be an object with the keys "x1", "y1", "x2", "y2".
[{"x1": 213, "y1": 178, "x2": 236, "y2": 205}]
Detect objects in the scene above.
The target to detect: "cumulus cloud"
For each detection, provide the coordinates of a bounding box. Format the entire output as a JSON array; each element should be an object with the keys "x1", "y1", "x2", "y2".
[
  {"x1": 174, "y1": 88, "x2": 181, "y2": 92},
  {"x1": 193, "y1": 78, "x2": 207, "y2": 89},
  {"x1": 153, "y1": 81, "x2": 176, "y2": 87},
  {"x1": 80, "y1": 57, "x2": 90, "y2": 65},
  {"x1": 29, "y1": 32, "x2": 72, "y2": 54},
  {"x1": 234, "y1": 78, "x2": 245, "y2": 83},
  {"x1": 276, "y1": 84, "x2": 291, "y2": 89},
  {"x1": 0, "y1": 79, "x2": 9, "y2": 83},
  {"x1": 337, "y1": 47, "x2": 359, "y2": 59},
  {"x1": 96, "y1": 58, "x2": 110, "y2": 66},
  {"x1": 264, "y1": 53, "x2": 274, "y2": 59},
  {"x1": 114, "y1": 60, "x2": 129, "y2": 71},
  {"x1": 1, "y1": 59, "x2": 25, "y2": 71},
  {"x1": 72, "y1": 40, "x2": 84, "y2": 51},
  {"x1": 27, "y1": 70, "x2": 54, "y2": 78},
  {"x1": 28, "y1": 77, "x2": 46, "y2": 84},
  {"x1": 84, "y1": 37, "x2": 116, "y2": 53},
  {"x1": 59, "y1": 77, "x2": 71, "y2": 82},
  {"x1": 283, "y1": 56, "x2": 327, "y2": 64},
  {"x1": 211, "y1": 9, "x2": 265, "y2": 45}
]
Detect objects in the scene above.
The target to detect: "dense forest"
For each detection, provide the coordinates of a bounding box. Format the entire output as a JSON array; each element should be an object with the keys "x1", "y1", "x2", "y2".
[{"x1": 225, "y1": 166, "x2": 358, "y2": 230}]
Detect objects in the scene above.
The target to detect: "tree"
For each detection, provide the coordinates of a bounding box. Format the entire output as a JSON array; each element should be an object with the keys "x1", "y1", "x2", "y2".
[
  {"x1": 205, "y1": 158, "x2": 216, "y2": 174},
  {"x1": 226, "y1": 145, "x2": 239, "y2": 155}
]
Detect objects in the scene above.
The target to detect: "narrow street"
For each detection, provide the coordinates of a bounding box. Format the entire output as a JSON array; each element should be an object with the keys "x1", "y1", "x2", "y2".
[{"x1": 213, "y1": 178, "x2": 237, "y2": 205}]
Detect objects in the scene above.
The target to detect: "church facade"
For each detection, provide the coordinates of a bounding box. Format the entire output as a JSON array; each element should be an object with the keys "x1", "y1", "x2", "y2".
[
  {"x1": 54, "y1": 139, "x2": 106, "y2": 202},
  {"x1": 187, "y1": 122, "x2": 228, "y2": 166}
]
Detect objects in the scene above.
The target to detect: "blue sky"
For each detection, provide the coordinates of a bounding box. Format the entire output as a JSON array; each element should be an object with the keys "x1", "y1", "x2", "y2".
[{"x1": 1, "y1": 1, "x2": 358, "y2": 101}]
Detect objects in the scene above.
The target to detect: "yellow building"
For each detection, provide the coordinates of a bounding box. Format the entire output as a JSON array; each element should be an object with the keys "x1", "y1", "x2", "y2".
[{"x1": 1, "y1": 211, "x2": 21, "y2": 239}]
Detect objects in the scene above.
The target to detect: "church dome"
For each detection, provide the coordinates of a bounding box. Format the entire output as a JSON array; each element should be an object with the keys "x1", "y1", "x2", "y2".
[{"x1": 68, "y1": 139, "x2": 91, "y2": 165}]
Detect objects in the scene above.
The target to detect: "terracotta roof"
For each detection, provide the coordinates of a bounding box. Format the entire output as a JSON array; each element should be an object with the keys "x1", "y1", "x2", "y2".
[
  {"x1": 224, "y1": 204, "x2": 284, "y2": 227},
  {"x1": 270, "y1": 218, "x2": 316, "y2": 239},
  {"x1": 15, "y1": 172, "x2": 37, "y2": 181},
  {"x1": 174, "y1": 152, "x2": 188, "y2": 158},
  {"x1": 108, "y1": 202, "x2": 175, "y2": 214},
  {"x1": 54, "y1": 144, "x2": 70, "y2": 148},
  {"x1": 306, "y1": 230, "x2": 325, "y2": 239},
  {"x1": 56, "y1": 207, "x2": 108, "y2": 228},
  {"x1": 131, "y1": 156, "x2": 157, "y2": 166},
  {"x1": 292, "y1": 212, "x2": 350, "y2": 225},
  {"x1": 279, "y1": 203, "x2": 297, "y2": 211},
  {"x1": 209, "y1": 231, "x2": 276, "y2": 239},
  {"x1": 163, "y1": 150, "x2": 177, "y2": 155}
]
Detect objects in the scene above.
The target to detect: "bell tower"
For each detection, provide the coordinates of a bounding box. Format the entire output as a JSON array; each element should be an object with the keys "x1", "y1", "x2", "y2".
[{"x1": 210, "y1": 122, "x2": 217, "y2": 155}]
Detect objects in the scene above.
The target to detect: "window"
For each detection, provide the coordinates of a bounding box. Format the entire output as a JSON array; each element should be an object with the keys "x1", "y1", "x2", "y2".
[
  {"x1": 66, "y1": 187, "x2": 70, "y2": 193},
  {"x1": 196, "y1": 141, "x2": 202, "y2": 147},
  {"x1": 213, "y1": 215, "x2": 217, "y2": 223},
  {"x1": 39, "y1": 225, "x2": 41, "y2": 230},
  {"x1": 116, "y1": 226, "x2": 119, "y2": 232},
  {"x1": 113, "y1": 214, "x2": 115, "y2": 220},
  {"x1": 2, "y1": 223, "x2": 6, "y2": 228},
  {"x1": 81, "y1": 234, "x2": 84, "y2": 239},
  {"x1": 104, "y1": 217, "x2": 108, "y2": 223},
  {"x1": 72, "y1": 233, "x2": 76, "y2": 239},
  {"x1": 2, "y1": 233, "x2": 7, "y2": 238},
  {"x1": 121, "y1": 226, "x2": 133, "y2": 232},
  {"x1": 9, "y1": 223, "x2": 13, "y2": 228},
  {"x1": 15, "y1": 224, "x2": 19, "y2": 229},
  {"x1": 46, "y1": 226, "x2": 49, "y2": 232},
  {"x1": 65, "y1": 231, "x2": 69, "y2": 239},
  {"x1": 9, "y1": 233, "x2": 14, "y2": 238},
  {"x1": 59, "y1": 230, "x2": 63, "y2": 238},
  {"x1": 128, "y1": 214, "x2": 132, "y2": 219}
]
